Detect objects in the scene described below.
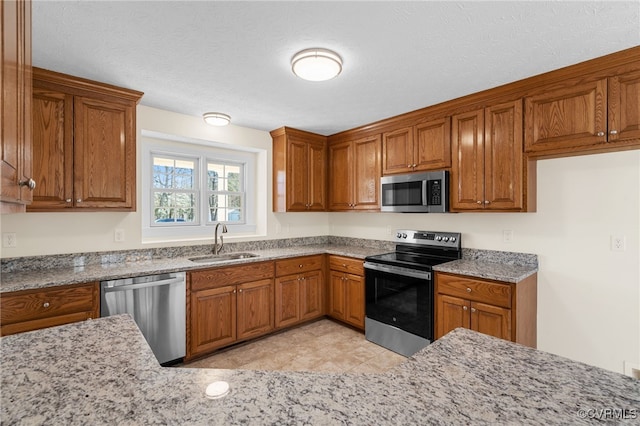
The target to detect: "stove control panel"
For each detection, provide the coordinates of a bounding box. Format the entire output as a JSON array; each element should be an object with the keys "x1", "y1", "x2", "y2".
[{"x1": 394, "y1": 229, "x2": 461, "y2": 248}]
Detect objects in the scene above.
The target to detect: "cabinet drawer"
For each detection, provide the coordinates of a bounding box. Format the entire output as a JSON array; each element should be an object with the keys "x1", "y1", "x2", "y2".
[
  {"x1": 190, "y1": 261, "x2": 274, "y2": 291},
  {"x1": 328, "y1": 255, "x2": 364, "y2": 275},
  {"x1": 275, "y1": 255, "x2": 323, "y2": 277},
  {"x1": 0, "y1": 283, "x2": 98, "y2": 326},
  {"x1": 436, "y1": 273, "x2": 511, "y2": 308}
]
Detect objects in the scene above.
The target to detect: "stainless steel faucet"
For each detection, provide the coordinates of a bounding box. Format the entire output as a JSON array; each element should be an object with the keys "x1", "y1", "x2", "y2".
[{"x1": 213, "y1": 223, "x2": 228, "y2": 254}]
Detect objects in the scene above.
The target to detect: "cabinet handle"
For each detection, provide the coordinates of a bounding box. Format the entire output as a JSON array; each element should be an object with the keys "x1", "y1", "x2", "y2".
[
  {"x1": 463, "y1": 306, "x2": 468, "y2": 311},
  {"x1": 476, "y1": 201, "x2": 482, "y2": 204},
  {"x1": 484, "y1": 200, "x2": 490, "y2": 205},
  {"x1": 596, "y1": 131, "x2": 605, "y2": 137},
  {"x1": 233, "y1": 289, "x2": 236, "y2": 293},
  {"x1": 471, "y1": 307, "x2": 476, "y2": 313},
  {"x1": 466, "y1": 288, "x2": 471, "y2": 293},
  {"x1": 77, "y1": 199, "x2": 83, "y2": 203},
  {"x1": 407, "y1": 164, "x2": 412, "y2": 168},
  {"x1": 610, "y1": 130, "x2": 618, "y2": 135},
  {"x1": 66, "y1": 199, "x2": 72, "y2": 203},
  {"x1": 412, "y1": 164, "x2": 417, "y2": 168},
  {"x1": 238, "y1": 289, "x2": 242, "y2": 293},
  {"x1": 43, "y1": 302, "x2": 50, "y2": 308},
  {"x1": 299, "y1": 264, "x2": 303, "y2": 268},
  {"x1": 19, "y1": 178, "x2": 36, "y2": 190}
]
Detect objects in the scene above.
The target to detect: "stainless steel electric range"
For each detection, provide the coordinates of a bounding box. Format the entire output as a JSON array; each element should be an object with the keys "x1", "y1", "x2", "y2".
[{"x1": 363, "y1": 229, "x2": 462, "y2": 357}]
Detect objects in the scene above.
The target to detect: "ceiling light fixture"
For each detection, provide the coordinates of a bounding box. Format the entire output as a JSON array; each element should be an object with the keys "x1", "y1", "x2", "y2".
[
  {"x1": 203, "y1": 112, "x2": 231, "y2": 126},
  {"x1": 291, "y1": 48, "x2": 342, "y2": 82}
]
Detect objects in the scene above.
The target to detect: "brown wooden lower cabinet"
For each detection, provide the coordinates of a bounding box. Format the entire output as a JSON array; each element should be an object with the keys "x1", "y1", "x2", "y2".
[
  {"x1": 274, "y1": 255, "x2": 324, "y2": 329},
  {"x1": 0, "y1": 282, "x2": 100, "y2": 336},
  {"x1": 187, "y1": 262, "x2": 274, "y2": 360},
  {"x1": 435, "y1": 272, "x2": 537, "y2": 347},
  {"x1": 327, "y1": 255, "x2": 365, "y2": 329}
]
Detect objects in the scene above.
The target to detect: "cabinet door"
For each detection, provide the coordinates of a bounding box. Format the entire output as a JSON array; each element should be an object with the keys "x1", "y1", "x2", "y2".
[
  {"x1": 30, "y1": 89, "x2": 74, "y2": 210},
  {"x1": 237, "y1": 279, "x2": 273, "y2": 340},
  {"x1": 73, "y1": 96, "x2": 135, "y2": 209},
  {"x1": 608, "y1": 70, "x2": 640, "y2": 142},
  {"x1": 1, "y1": 0, "x2": 32, "y2": 212},
  {"x1": 190, "y1": 285, "x2": 237, "y2": 356},
  {"x1": 524, "y1": 78, "x2": 607, "y2": 153},
  {"x1": 451, "y1": 109, "x2": 484, "y2": 210},
  {"x1": 285, "y1": 136, "x2": 310, "y2": 211},
  {"x1": 274, "y1": 275, "x2": 300, "y2": 328},
  {"x1": 300, "y1": 270, "x2": 323, "y2": 321},
  {"x1": 352, "y1": 135, "x2": 381, "y2": 210},
  {"x1": 470, "y1": 301, "x2": 511, "y2": 341},
  {"x1": 328, "y1": 271, "x2": 346, "y2": 321},
  {"x1": 382, "y1": 127, "x2": 413, "y2": 175},
  {"x1": 344, "y1": 273, "x2": 364, "y2": 329},
  {"x1": 307, "y1": 141, "x2": 326, "y2": 211},
  {"x1": 436, "y1": 294, "x2": 470, "y2": 339},
  {"x1": 413, "y1": 117, "x2": 451, "y2": 171},
  {"x1": 484, "y1": 100, "x2": 523, "y2": 210},
  {"x1": 328, "y1": 140, "x2": 353, "y2": 210}
]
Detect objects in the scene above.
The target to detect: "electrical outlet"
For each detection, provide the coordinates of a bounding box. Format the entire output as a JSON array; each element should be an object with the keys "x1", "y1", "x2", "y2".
[
  {"x1": 611, "y1": 235, "x2": 626, "y2": 252},
  {"x1": 2, "y1": 233, "x2": 17, "y2": 248},
  {"x1": 114, "y1": 229, "x2": 125, "y2": 243},
  {"x1": 503, "y1": 230, "x2": 514, "y2": 243}
]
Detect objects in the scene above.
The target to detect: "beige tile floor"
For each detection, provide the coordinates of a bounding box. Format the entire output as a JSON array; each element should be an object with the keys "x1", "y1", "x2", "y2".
[{"x1": 182, "y1": 319, "x2": 406, "y2": 373}]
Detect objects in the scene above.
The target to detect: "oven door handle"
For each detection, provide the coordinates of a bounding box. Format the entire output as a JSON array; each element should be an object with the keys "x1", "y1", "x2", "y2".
[{"x1": 363, "y1": 262, "x2": 431, "y2": 280}]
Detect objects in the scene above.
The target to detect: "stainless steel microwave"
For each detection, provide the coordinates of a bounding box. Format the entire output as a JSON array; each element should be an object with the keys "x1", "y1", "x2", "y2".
[{"x1": 380, "y1": 171, "x2": 449, "y2": 213}]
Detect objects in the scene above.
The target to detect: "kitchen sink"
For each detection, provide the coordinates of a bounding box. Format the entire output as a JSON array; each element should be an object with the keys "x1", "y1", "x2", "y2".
[{"x1": 188, "y1": 253, "x2": 259, "y2": 263}]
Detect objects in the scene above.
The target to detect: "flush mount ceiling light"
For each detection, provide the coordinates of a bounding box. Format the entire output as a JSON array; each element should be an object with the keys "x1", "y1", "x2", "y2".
[
  {"x1": 291, "y1": 48, "x2": 342, "y2": 82},
  {"x1": 203, "y1": 112, "x2": 231, "y2": 126}
]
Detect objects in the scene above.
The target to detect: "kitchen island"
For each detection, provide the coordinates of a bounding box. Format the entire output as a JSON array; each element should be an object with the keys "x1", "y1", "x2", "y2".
[{"x1": 2, "y1": 315, "x2": 637, "y2": 425}]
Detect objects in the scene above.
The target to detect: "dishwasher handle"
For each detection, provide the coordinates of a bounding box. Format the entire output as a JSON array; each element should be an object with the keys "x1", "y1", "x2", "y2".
[{"x1": 101, "y1": 277, "x2": 184, "y2": 293}]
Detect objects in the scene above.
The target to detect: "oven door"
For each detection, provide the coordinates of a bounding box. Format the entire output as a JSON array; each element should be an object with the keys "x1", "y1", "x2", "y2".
[{"x1": 364, "y1": 262, "x2": 434, "y2": 340}]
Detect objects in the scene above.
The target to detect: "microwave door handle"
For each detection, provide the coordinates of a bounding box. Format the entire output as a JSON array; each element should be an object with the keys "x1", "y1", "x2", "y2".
[{"x1": 422, "y1": 180, "x2": 429, "y2": 207}]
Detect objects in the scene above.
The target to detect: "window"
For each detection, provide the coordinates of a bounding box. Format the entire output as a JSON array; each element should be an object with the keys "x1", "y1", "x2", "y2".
[
  {"x1": 207, "y1": 161, "x2": 244, "y2": 223},
  {"x1": 152, "y1": 155, "x2": 198, "y2": 224},
  {"x1": 142, "y1": 132, "x2": 258, "y2": 241}
]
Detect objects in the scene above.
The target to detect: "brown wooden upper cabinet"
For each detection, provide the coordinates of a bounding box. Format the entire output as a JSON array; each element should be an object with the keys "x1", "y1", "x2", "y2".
[
  {"x1": 451, "y1": 100, "x2": 535, "y2": 212},
  {"x1": 328, "y1": 134, "x2": 381, "y2": 211},
  {"x1": 271, "y1": 127, "x2": 327, "y2": 212},
  {"x1": 382, "y1": 117, "x2": 451, "y2": 175},
  {"x1": 524, "y1": 68, "x2": 640, "y2": 156},
  {"x1": 1, "y1": 0, "x2": 33, "y2": 214},
  {"x1": 28, "y1": 68, "x2": 142, "y2": 211}
]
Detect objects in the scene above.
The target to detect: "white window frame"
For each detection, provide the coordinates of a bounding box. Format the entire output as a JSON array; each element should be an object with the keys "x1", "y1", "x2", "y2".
[{"x1": 141, "y1": 131, "x2": 257, "y2": 241}]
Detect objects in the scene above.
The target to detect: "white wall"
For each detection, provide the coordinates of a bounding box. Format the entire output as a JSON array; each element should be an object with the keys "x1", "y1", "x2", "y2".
[{"x1": 1, "y1": 106, "x2": 638, "y2": 375}]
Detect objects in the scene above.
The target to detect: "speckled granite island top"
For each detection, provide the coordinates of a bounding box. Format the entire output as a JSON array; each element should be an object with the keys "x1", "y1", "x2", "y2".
[{"x1": 2, "y1": 315, "x2": 637, "y2": 425}]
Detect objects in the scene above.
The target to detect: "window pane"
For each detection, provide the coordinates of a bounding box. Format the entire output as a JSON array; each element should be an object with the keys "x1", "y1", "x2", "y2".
[
  {"x1": 227, "y1": 172, "x2": 240, "y2": 191},
  {"x1": 228, "y1": 195, "x2": 241, "y2": 208},
  {"x1": 208, "y1": 170, "x2": 219, "y2": 191},
  {"x1": 153, "y1": 156, "x2": 195, "y2": 190},
  {"x1": 153, "y1": 191, "x2": 196, "y2": 223}
]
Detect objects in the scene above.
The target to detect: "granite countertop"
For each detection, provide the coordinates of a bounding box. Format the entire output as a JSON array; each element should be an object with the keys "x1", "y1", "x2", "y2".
[
  {"x1": 0, "y1": 244, "x2": 383, "y2": 293},
  {"x1": 2, "y1": 315, "x2": 638, "y2": 425},
  {"x1": 433, "y1": 259, "x2": 537, "y2": 283},
  {"x1": 1, "y1": 241, "x2": 539, "y2": 293}
]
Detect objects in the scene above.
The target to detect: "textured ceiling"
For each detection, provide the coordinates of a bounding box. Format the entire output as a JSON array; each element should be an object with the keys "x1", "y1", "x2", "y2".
[{"x1": 32, "y1": 1, "x2": 640, "y2": 136}]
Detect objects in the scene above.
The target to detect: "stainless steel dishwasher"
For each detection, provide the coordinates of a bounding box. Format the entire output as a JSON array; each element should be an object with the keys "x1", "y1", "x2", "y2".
[{"x1": 100, "y1": 271, "x2": 186, "y2": 365}]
